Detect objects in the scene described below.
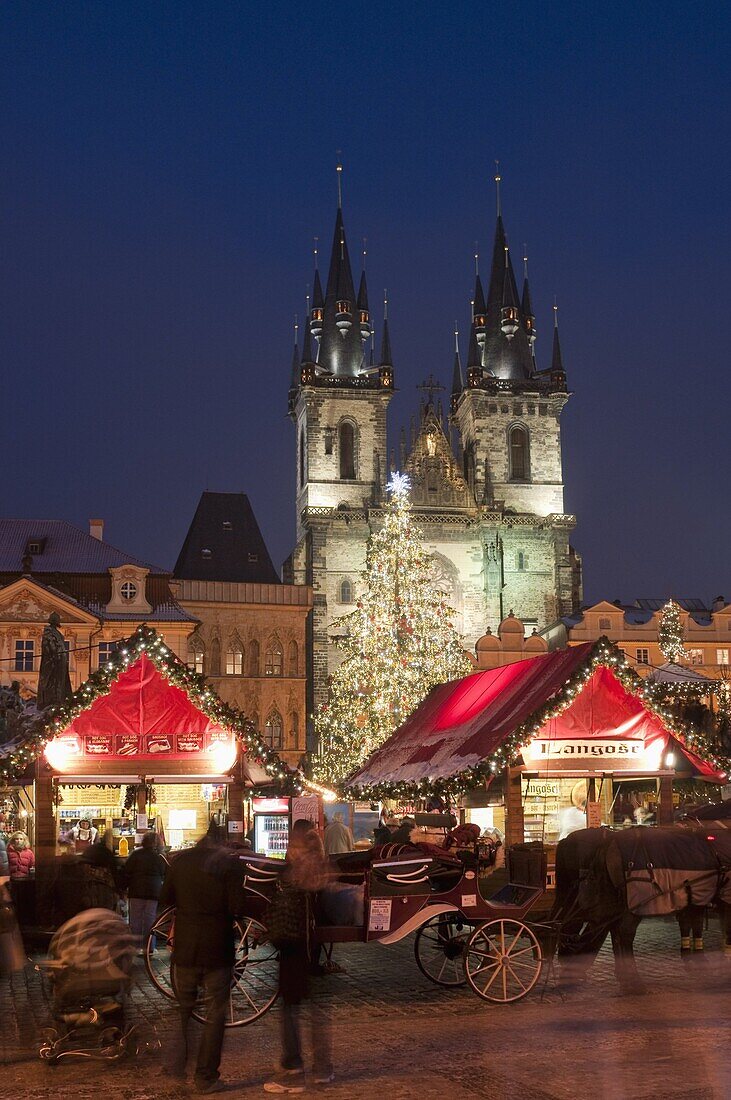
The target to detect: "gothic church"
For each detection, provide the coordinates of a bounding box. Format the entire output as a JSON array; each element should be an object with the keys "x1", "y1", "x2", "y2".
[{"x1": 284, "y1": 176, "x2": 582, "y2": 723}]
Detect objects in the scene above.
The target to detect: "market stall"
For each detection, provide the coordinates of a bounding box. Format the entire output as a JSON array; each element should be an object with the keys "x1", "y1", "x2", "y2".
[{"x1": 347, "y1": 641, "x2": 727, "y2": 859}]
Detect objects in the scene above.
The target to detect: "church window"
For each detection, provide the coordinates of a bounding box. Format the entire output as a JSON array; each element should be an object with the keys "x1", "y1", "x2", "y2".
[
  {"x1": 248, "y1": 640, "x2": 260, "y2": 676},
  {"x1": 539, "y1": 404, "x2": 548, "y2": 416},
  {"x1": 340, "y1": 578, "x2": 354, "y2": 604},
  {"x1": 339, "y1": 421, "x2": 356, "y2": 480},
  {"x1": 516, "y1": 551, "x2": 528, "y2": 571},
  {"x1": 120, "y1": 581, "x2": 137, "y2": 602},
  {"x1": 527, "y1": 404, "x2": 535, "y2": 415},
  {"x1": 98, "y1": 641, "x2": 117, "y2": 668},
  {"x1": 513, "y1": 404, "x2": 523, "y2": 416},
  {"x1": 226, "y1": 643, "x2": 243, "y2": 675},
  {"x1": 299, "y1": 428, "x2": 306, "y2": 488},
  {"x1": 209, "y1": 638, "x2": 221, "y2": 676},
  {"x1": 598, "y1": 617, "x2": 611, "y2": 630},
  {"x1": 264, "y1": 710, "x2": 284, "y2": 749},
  {"x1": 188, "y1": 636, "x2": 205, "y2": 674},
  {"x1": 509, "y1": 425, "x2": 530, "y2": 481},
  {"x1": 636, "y1": 648, "x2": 650, "y2": 666},
  {"x1": 290, "y1": 711, "x2": 300, "y2": 746},
  {"x1": 288, "y1": 640, "x2": 299, "y2": 676},
  {"x1": 324, "y1": 428, "x2": 334, "y2": 455},
  {"x1": 14, "y1": 639, "x2": 34, "y2": 672},
  {"x1": 265, "y1": 637, "x2": 283, "y2": 676}
]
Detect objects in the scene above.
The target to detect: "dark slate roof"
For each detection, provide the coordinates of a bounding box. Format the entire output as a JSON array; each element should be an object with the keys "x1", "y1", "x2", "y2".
[
  {"x1": 173, "y1": 492, "x2": 280, "y2": 584},
  {"x1": 0, "y1": 519, "x2": 161, "y2": 573},
  {"x1": 481, "y1": 216, "x2": 536, "y2": 382},
  {"x1": 635, "y1": 598, "x2": 709, "y2": 612},
  {"x1": 315, "y1": 207, "x2": 367, "y2": 378}
]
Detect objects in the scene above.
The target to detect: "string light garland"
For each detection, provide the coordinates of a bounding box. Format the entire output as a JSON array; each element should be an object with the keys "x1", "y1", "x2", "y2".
[
  {"x1": 0, "y1": 625, "x2": 301, "y2": 792},
  {"x1": 345, "y1": 637, "x2": 730, "y2": 801},
  {"x1": 312, "y1": 473, "x2": 472, "y2": 786}
]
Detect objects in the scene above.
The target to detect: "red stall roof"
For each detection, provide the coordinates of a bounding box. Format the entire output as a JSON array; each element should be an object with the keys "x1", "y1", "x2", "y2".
[{"x1": 348, "y1": 645, "x2": 725, "y2": 791}]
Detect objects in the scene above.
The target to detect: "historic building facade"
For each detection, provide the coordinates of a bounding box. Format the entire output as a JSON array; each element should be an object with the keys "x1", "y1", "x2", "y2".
[
  {"x1": 173, "y1": 492, "x2": 313, "y2": 767},
  {"x1": 0, "y1": 519, "x2": 196, "y2": 696},
  {"x1": 285, "y1": 181, "x2": 582, "y2": 724}
]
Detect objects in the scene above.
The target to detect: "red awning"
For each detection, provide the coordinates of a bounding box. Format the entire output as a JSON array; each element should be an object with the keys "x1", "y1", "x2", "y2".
[{"x1": 348, "y1": 645, "x2": 725, "y2": 788}]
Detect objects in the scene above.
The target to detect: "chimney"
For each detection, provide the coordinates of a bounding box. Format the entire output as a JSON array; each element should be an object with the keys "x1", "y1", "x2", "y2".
[
  {"x1": 712, "y1": 595, "x2": 726, "y2": 613},
  {"x1": 89, "y1": 519, "x2": 104, "y2": 541}
]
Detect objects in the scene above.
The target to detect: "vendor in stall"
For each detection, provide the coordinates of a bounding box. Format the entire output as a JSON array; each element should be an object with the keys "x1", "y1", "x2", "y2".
[{"x1": 66, "y1": 818, "x2": 98, "y2": 852}]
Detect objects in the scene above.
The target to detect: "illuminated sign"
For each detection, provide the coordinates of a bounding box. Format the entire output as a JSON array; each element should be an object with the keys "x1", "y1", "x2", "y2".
[{"x1": 523, "y1": 738, "x2": 661, "y2": 771}]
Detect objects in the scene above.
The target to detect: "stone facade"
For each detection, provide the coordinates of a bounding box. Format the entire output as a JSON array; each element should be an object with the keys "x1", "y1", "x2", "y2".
[{"x1": 173, "y1": 579, "x2": 313, "y2": 768}]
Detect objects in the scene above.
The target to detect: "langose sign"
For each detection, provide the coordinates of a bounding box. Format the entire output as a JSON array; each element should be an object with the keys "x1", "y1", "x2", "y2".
[{"x1": 523, "y1": 738, "x2": 661, "y2": 771}]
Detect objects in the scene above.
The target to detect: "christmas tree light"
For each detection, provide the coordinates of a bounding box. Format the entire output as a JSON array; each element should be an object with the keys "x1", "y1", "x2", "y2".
[
  {"x1": 658, "y1": 600, "x2": 687, "y2": 664},
  {"x1": 312, "y1": 473, "x2": 472, "y2": 786}
]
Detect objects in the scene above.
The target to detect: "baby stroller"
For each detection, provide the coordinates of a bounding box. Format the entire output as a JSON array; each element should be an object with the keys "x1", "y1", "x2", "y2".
[{"x1": 37, "y1": 908, "x2": 159, "y2": 1063}]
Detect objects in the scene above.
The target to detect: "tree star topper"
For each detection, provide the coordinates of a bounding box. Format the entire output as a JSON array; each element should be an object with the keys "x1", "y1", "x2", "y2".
[{"x1": 386, "y1": 471, "x2": 411, "y2": 498}]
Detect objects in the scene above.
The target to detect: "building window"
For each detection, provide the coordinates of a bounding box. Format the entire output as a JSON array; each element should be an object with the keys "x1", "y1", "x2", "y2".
[
  {"x1": 120, "y1": 581, "x2": 137, "y2": 602},
  {"x1": 248, "y1": 639, "x2": 260, "y2": 676},
  {"x1": 288, "y1": 640, "x2": 298, "y2": 677},
  {"x1": 14, "y1": 640, "x2": 34, "y2": 672},
  {"x1": 687, "y1": 648, "x2": 704, "y2": 666},
  {"x1": 265, "y1": 638, "x2": 283, "y2": 676},
  {"x1": 290, "y1": 711, "x2": 300, "y2": 747},
  {"x1": 516, "y1": 551, "x2": 528, "y2": 572},
  {"x1": 340, "y1": 578, "x2": 354, "y2": 604},
  {"x1": 509, "y1": 425, "x2": 530, "y2": 481},
  {"x1": 209, "y1": 638, "x2": 221, "y2": 676},
  {"x1": 98, "y1": 641, "x2": 117, "y2": 668},
  {"x1": 598, "y1": 617, "x2": 611, "y2": 630},
  {"x1": 188, "y1": 637, "x2": 205, "y2": 674},
  {"x1": 222, "y1": 521, "x2": 232, "y2": 531},
  {"x1": 248, "y1": 553, "x2": 258, "y2": 563},
  {"x1": 299, "y1": 427, "x2": 306, "y2": 488},
  {"x1": 201, "y1": 548, "x2": 212, "y2": 560},
  {"x1": 226, "y1": 647, "x2": 243, "y2": 675},
  {"x1": 636, "y1": 648, "x2": 650, "y2": 666},
  {"x1": 339, "y1": 421, "x2": 356, "y2": 480},
  {"x1": 717, "y1": 649, "x2": 729, "y2": 666},
  {"x1": 264, "y1": 710, "x2": 283, "y2": 749}
]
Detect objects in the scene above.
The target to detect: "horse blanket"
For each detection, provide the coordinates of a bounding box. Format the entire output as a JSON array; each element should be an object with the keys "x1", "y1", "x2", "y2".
[{"x1": 610, "y1": 826, "x2": 731, "y2": 917}]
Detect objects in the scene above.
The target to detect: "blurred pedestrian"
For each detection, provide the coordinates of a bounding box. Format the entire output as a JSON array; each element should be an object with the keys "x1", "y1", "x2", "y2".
[
  {"x1": 7, "y1": 832, "x2": 34, "y2": 880},
  {"x1": 323, "y1": 812, "x2": 354, "y2": 856},
  {"x1": 158, "y1": 823, "x2": 241, "y2": 1093},
  {"x1": 78, "y1": 833, "x2": 121, "y2": 912},
  {"x1": 264, "y1": 819, "x2": 333, "y2": 1093},
  {"x1": 123, "y1": 832, "x2": 167, "y2": 953}
]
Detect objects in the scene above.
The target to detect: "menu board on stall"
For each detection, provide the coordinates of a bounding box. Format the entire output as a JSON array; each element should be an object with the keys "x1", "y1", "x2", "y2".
[{"x1": 48, "y1": 729, "x2": 234, "y2": 762}]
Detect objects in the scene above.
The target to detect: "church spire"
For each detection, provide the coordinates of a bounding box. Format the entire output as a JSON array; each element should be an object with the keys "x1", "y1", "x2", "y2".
[
  {"x1": 451, "y1": 324, "x2": 464, "y2": 411},
  {"x1": 551, "y1": 299, "x2": 565, "y2": 375},
  {"x1": 357, "y1": 241, "x2": 371, "y2": 342},
  {"x1": 289, "y1": 318, "x2": 300, "y2": 391},
  {"x1": 315, "y1": 162, "x2": 365, "y2": 377},
  {"x1": 379, "y1": 291, "x2": 393, "y2": 367},
  {"x1": 521, "y1": 246, "x2": 536, "y2": 351}
]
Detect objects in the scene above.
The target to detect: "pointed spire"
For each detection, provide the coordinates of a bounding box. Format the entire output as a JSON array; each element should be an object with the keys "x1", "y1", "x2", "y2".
[
  {"x1": 466, "y1": 323, "x2": 481, "y2": 370},
  {"x1": 290, "y1": 318, "x2": 300, "y2": 390},
  {"x1": 316, "y1": 174, "x2": 363, "y2": 376},
  {"x1": 369, "y1": 329, "x2": 375, "y2": 368},
  {"x1": 451, "y1": 323, "x2": 464, "y2": 408},
  {"x1": 494, "y1": 160, "x2": 501, "y2": 217},
  {"x1": 357, "y1": 267, "x2": 370, "y2": 341},
  {"x1": 310, "y1": 247, "x2": 324, "y2": 340},
  {"x1": 551, "y1": 298, "x2": 564, "y2": 374},
  {"x1": 521, "y1": 245, "x2": 536, "y2": 350},
  {"x1": 480, "y1": 174, "x2": 534, "y2": 380},
  {"x1": 379, "y1": 290, "x2": 393, "y2": 367}
]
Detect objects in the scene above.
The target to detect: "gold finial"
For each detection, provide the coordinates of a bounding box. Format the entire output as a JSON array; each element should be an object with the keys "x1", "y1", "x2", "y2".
[
  {"x1": 494, "y1": 159, "x2": 502, "y2": 217},
  {"x1": 362, "y1": 237, "x2": 367, "y2": 269},
  {"x1": 523, "y1": 244, "x2": 529, "y2": 280},
  {"x1": 313, "y1": 237, "x2": 319, "y2": 269},
  {"x1": 454, "y1": 322, "x2": 459, "y2": 353},
  {"x1": 553, "y1": 295, "x2": 559, "y2": 328},
  {"x1": 294, "y1": 314, "x2": 298, "y2": 341},
  {"x1": 383, "y1": 289, "x2": 388, "y2": 320},
  {"x1": 336, "y1": 154, "x2": 343, "y2": 208},
  {"x1": 474, "y1": 241, "x2": 479, "y2": 276}
]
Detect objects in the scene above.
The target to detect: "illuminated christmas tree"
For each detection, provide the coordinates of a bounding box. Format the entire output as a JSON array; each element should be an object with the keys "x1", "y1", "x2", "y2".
[
  {"x1": 658, "y1": 600, "x2": 687, "y2": 663},
  {"x1": 313, "y1": 473, "x2": 472, "y2": 786}
]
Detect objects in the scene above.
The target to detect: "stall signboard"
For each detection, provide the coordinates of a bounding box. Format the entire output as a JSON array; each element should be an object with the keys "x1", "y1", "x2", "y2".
[
  {"x1": 291, "y1": 796, "x2": 320, "y2": 827},
  {"x1": 47, "y1": 729, "x2": 234, "y2": 765},
  {"x1": 523, "y1": 737, "x2": 659, "y2": 772},
  {"x1": 252, "y1": 797, "x2": 289, "y2": 814}
]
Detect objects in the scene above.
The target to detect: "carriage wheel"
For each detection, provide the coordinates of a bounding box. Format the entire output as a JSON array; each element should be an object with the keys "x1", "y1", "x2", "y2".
[
  {"x1": 145, "y1": 910, "x2": 279, "y2": 1027},
  {"x1": 464, "y1": 919, "x2": 542, "y2": 1004},
  {"x1": 414, "y1": 912, "x2": 472, "y2": 987}
]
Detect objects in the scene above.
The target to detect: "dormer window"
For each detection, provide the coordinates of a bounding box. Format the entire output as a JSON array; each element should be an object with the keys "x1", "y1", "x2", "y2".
[
  {"x1": 120, "y1": 581, "x2": 137, "y2": 602},
  {"x1": 248, "y1": 553, "x2": 259, "y2": 563},
  {"x1": 201, "y1": 549, "x2": 212, "y2": 559},
  {"x1": 222, "y1": 521, "x2": 232, "y2": 531},
  {"x1": 26, "y1": 540, "x2": 43, "y2": 556}
]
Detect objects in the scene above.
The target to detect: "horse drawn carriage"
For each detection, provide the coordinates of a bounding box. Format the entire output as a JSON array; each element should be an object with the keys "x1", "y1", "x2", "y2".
[{"x1": 144, "y1": 840, "x2": 553, "y2": 1027}]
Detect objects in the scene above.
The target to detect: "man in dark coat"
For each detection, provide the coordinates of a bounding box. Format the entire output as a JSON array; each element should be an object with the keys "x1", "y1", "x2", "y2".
[{"x1": 158, "y1": 829, "x2": 241, "y2": 1093}]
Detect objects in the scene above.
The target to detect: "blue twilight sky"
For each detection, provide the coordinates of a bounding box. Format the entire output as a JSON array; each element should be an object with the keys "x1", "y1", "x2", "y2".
[{"x1": 2, "y1": 1, "x2": 730, "y2": 606}]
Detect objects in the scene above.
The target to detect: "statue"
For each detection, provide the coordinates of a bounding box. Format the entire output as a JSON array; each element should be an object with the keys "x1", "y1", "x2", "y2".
[{"x1": 37, "y1": 612, "x2": 72, "y2": 709}]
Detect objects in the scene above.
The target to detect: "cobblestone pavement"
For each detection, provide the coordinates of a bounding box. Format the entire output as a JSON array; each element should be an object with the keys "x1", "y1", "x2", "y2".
[{"x1": 1, "y1": 918, "x2": 729, "y2": 1100}]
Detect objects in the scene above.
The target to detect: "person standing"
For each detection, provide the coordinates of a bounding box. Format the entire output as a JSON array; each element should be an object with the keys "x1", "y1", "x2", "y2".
[
  {"x1": 264, "y1": 819, "x2": 333, "y2": 1094},
  {"x1": 6, "y1": 832, "x2": 34, "y2": 880},
  {"x1": 122, "y1": 832, "x2": 166, "y2": 953},
  {"x1": 323, "y1": 812, "x2": 354, "y2": 856},
  {"x1": 158, "y1": 826, "x2": 240, "y2": 1094}
]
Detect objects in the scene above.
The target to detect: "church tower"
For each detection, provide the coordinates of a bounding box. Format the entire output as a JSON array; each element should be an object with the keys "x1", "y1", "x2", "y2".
[
  {"x1": 451, "y1": 172, "x2": 581, "y2": 628},
  {"x1": 285, "y1": 170, "x2": 394, "y2": 719}
]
